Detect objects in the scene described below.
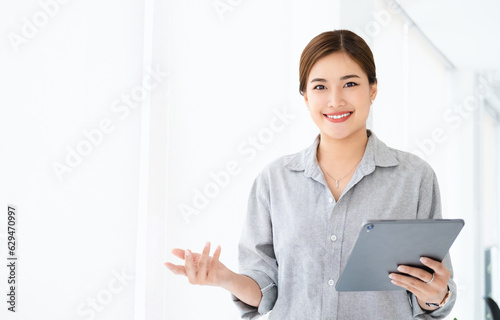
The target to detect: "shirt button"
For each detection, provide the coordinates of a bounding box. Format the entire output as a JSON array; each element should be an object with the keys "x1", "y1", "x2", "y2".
[
  {"x1": 328, "y1": 197, "x2": 333, "y2": 204},
  {"x1": 330, "y1": 235, "x2": 337, "y2": 242},
  {"x1": 328, "y1": 279, "x2": 335, "y2": 286}
]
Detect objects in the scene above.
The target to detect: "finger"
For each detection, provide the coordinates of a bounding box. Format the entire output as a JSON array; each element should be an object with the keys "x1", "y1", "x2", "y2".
[
  {"x1": 420, "y1": 257, "x2": 448, "y2": 276},
  {"x1": 389, "y1": 271, "x2": 447, "y2": 304},
  {"x1": 185, "y1": 250, "x2": 197, "y2": 284},
  {"x1": 389, "y1": 272, "x2": 424, "y2": 289},
  {"x1": 389, "y1": 272, "x2": 431, "y2": 298},
  {"x1": 389, "y1": 275, "x2": 426, "y2": 296},
  {"x1": 164, "y1": 262, "x2": 187, "y2": 276},
  {"x1": 197, "y1": 242, "x2": 211, "y2": 282},
  {"x1": 207, "y1": 245, "x2": 221, "y2": 281},
  {"x1": 172, "y1": 248, "x2": 202, "y2": 264},
  {"x1": 390, "y1": 275, "x2": 422, "y2": 292},
  {"x1": 171, "y1": 248, "x2": 186, "y2": 260},
  {"x1": 397, "y1": 265, "x2": 433, "y2": 283}
]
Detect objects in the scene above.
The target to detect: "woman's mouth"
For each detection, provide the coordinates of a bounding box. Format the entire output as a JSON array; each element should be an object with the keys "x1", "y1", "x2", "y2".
[{"x1": 324, "y1": 112, "x2": 353, "y2": 122}]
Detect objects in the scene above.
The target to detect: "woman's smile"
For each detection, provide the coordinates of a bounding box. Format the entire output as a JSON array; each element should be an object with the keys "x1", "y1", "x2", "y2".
[{"x1": 323, "y1": 111, "x2": 353, "y2": 122}]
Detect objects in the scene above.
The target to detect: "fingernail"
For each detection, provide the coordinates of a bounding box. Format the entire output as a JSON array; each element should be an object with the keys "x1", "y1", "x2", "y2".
[
  {"x1": 397, "y1": 266, "x2": 405, "y2": 272},
  {"x1": 389, "y1": 274, "x2": 394, "y2": 279},
  {"x1": 185, "y1": 250, "x2": 191, "y2": 257},
  {"x1": 420, "y1": 257, "x2": 428, "y2": 263},
  {"x1": 205, "y1": 241, "x2": 210, "y2": 248}
]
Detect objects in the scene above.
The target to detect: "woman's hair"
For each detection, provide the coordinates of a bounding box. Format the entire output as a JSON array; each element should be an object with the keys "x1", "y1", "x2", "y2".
[{"x1": 299, "y1": 30, "x2": 377, "y2": 95}]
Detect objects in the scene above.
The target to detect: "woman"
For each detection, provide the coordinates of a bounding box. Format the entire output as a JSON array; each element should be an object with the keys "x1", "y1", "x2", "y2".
[{"x1": 165, "y1": 30, "x2": 456, "y2": 319}]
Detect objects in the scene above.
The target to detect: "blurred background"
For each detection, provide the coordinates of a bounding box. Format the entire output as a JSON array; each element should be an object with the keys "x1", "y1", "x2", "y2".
[{"x1": 0, "y1": 0, "x2": 499, "y2": 319}]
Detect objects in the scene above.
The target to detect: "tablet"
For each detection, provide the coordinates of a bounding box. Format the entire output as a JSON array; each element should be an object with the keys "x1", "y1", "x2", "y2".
[{"x1": 335, "y1": 219, "x2": 464, "y2": 292}]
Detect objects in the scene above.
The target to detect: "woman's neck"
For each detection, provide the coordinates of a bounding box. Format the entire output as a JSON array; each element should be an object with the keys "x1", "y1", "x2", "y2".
[{"x1": 317, "y1": 129, "x2": 368, "y2": 166}]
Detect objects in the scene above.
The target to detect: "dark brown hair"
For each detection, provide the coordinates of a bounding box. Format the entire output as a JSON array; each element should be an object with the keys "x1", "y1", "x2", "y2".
[{"x1": 299, "y1": 30, "x2": 377, "y2": 95}]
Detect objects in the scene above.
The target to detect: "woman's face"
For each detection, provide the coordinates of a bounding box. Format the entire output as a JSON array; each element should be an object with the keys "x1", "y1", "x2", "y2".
[{"x1": 303, "y1": 52, "x2": 377, "y2": 142}]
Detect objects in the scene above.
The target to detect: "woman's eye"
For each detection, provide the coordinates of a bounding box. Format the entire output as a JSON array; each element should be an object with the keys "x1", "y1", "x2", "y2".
[
  {"x1": 344, "y1": 82, "x2": 358, "y2": 88},
  {"x1": 313, "y1": 85, "x2": 326, "y2": 90}
]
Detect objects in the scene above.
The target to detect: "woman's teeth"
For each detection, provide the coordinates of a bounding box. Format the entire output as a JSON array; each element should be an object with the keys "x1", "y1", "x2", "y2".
[{"x1": 326, "y1": 112, "x2": 351, "y2": 119}]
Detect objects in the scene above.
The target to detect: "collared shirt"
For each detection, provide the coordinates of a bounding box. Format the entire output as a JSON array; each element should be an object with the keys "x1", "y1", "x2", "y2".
[{"x1": 232, "y1": 131, "x2": 456, "y2": 320}]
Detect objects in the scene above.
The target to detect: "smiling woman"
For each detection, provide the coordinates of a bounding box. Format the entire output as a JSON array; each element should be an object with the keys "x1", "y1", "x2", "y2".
[
  {"x1": 298, "y1": 31, "x2": 378, "y2": 201},
  {"x1": 165, "y1": 30, "x2": 457, "y2": 319}
]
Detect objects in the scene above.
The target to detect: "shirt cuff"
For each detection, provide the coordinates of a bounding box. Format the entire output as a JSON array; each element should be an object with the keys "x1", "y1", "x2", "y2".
[{"x1": 231, "y1": 271, "x2": 277, "y2": 319}]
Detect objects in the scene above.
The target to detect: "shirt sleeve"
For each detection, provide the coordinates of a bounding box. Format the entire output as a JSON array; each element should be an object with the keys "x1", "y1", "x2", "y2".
[
  {"x1": 232, "y1": 172, "x2": 278, "y2": 319},
  {"x1": 410, "y1": 168, "x2": 457, "y2": 319}
]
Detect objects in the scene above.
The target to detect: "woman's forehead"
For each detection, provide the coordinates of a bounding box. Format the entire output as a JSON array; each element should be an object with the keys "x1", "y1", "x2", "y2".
[{"x1": 309, "y1": 52, "x2": 365, "y2": 78}]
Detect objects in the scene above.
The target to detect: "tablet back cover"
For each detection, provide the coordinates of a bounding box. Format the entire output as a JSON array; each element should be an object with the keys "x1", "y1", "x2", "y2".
[{"x1": 335, "y1": 219, "x2": 464, "y2": 292}]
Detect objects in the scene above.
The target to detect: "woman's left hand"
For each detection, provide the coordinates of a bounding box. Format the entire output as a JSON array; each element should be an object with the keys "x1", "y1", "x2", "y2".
[{"x1": 389, "y1": 257, "x2": 450, "y2": 310}]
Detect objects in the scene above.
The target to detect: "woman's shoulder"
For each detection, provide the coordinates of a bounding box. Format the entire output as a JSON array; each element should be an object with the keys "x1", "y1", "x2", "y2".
[
  {"x1": 256, "y1": 144, "x2": 312, "y2": 181},
  {"x1": 386, "y1": 145, "x2": 436, "y2": 179},
  {"x1": 369, "y1": 131, "x2": 432, "y2": 171},
  {"x1": 259, "y1": 151, "x2": 303, "y2": 176}
]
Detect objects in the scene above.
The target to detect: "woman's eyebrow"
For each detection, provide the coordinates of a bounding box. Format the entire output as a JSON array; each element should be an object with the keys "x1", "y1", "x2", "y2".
[
  {"x1": 310, "y1": 77, "x2": 327, "y2": 83},
  {"x1": 310, "y1": 74, "x2": 361, "y2": 83},
  {"x1": 340, "y1": 74, "x2": 360, "y2": 80}
]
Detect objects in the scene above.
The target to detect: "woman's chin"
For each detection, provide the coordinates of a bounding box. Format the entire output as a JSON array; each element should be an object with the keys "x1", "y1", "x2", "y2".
[{"x1": 320, "y1": 127, "x2": 367, "y2": 142}]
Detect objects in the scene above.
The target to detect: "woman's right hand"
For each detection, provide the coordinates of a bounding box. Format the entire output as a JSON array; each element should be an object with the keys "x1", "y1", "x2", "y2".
[
  {"x1": 164, "y1": 242, "x2": 231, "y2": 287},
  {"x1": 165, "y1": 242, "x2": 262, "y2": 307}
]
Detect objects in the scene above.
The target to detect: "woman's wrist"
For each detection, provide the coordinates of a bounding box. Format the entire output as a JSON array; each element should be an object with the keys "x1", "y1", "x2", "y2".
[
  {"x1": 221, "y1": 271, "x2": 262, "y2": 307},
  {"x1": 417, "y1": 287, "x2": 450, "y2": 311},
  {"x1": 218, "y1": 268, "x2": 237, "y2": 291},
  {"x1": 417, "y1": 297, "x2": 439, "y2": 311}
]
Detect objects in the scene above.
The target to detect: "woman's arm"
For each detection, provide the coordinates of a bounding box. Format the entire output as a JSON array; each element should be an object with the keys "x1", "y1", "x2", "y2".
[{"x1": 165, "y1": 242, "x2": 262, "y2": 307}]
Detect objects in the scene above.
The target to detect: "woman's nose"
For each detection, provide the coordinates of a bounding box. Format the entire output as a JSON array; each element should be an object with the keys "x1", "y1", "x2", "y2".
[{"x1": 328, "y1": 87, "x2": 345, "y2": 107}]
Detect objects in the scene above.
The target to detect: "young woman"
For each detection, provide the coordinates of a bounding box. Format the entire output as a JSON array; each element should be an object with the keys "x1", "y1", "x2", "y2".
[{"x1": 165, "y1": 30, "x2": 456, "y2": 319}]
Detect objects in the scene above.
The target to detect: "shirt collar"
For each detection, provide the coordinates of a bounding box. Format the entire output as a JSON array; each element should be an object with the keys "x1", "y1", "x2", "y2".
[{"x1": 284, "y1": 130, "x2": 399, "y2": 179}]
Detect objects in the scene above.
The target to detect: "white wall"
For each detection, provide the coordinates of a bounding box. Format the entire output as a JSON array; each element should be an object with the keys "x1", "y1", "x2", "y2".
[{"x1": 0, "y1": 1, "x2": 146, "y2": 319}]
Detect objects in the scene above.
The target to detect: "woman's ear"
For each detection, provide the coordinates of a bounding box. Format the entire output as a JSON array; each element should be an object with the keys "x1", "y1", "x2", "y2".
[
  {"x1": 370, "y1": 82, "x2": 378, "y2": 101},
  {"x1": 303, "y1": 91, "x2": 310, "y2": 109}
]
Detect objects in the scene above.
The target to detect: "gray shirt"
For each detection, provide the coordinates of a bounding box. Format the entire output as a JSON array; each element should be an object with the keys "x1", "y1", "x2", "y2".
[{"x1": 232, "y1": 131, "x2": 456, "y2": 319}]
